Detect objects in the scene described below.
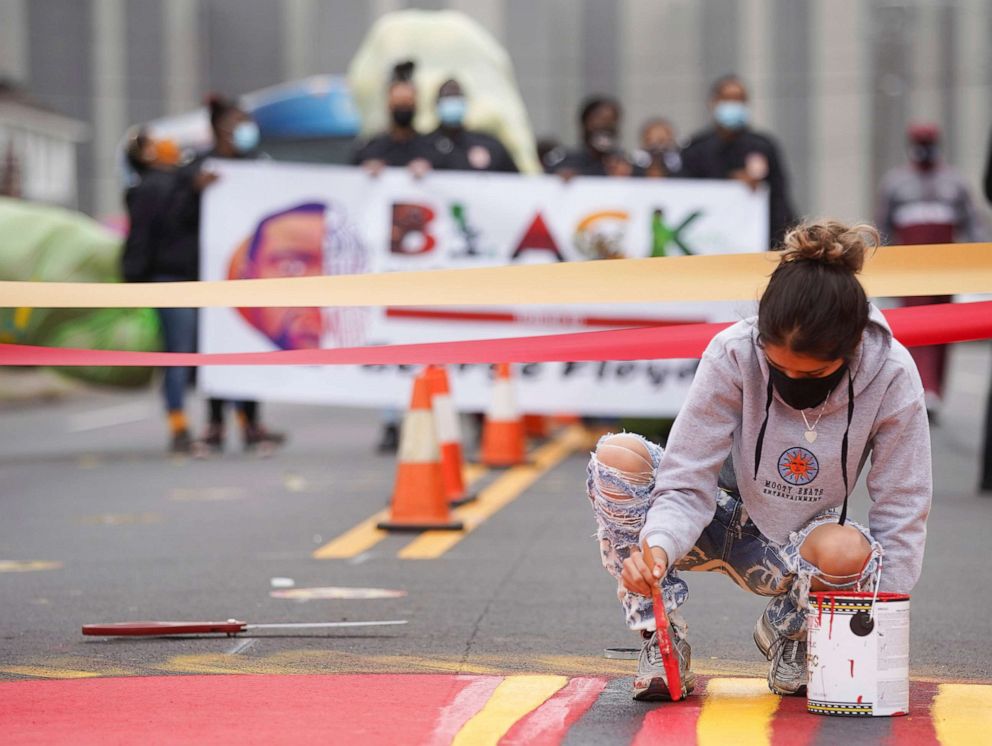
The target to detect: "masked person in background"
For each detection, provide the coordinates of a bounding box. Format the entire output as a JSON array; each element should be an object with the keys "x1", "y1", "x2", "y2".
[
  {"x1": 876, "y1": 123, "x2": 990, "y2": 421},
  {"x1": 426, "y1": 79, "x2": 518, "y2": 173},
  {"x1": 120, "y1": 130, "x2": 191, "y2": 452},
  {"x1": 351, "y1": 61, "x2": 433, "y2": 452},
  {"x1": 682, "y1": 75, "x2": 796, "y2": 247},
  {"x1": 165, "y1": 94, "x2": 286, "y2": 455},
  {"x1": 544, "y1": 95, "x2": 633, "y2": 178},
  {"x1": 632, "y1": 118, "x2": 683, "y2": 178},
  {"x1": 984, "y1": 128, "x2": 992, "y2": 494},
  {"x1": 351, "y1": 60, "x2": 434, "y2": 178}
]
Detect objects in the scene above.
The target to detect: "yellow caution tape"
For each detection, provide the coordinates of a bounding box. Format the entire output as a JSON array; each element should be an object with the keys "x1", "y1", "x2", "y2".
[{"x1": 0, "y1": 243, "x2": 989, "y2": 308}]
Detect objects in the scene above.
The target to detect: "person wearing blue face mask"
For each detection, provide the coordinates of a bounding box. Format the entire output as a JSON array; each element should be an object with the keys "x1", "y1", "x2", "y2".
[
  {"x1": 161, "y1": 94, "x2": 286, "y2": 456},
  {"x1": 682, "y1": 75, "x2": 797, "y2": 247},
  {"x1": 425, "y1": 78, "x2": 518, "y2": 173}
]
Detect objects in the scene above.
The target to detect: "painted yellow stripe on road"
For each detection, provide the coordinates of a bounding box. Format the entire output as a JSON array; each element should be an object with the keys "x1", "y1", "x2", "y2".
[
  {"x1": 312, "y1": 464, "x2": 490, "y2": 559},
  {"x1": 933, "y1": 683, "x2": 992, "y2": 745},
  {"x1": 452, "y1": 675, "x2": 567, "y2": 746},
  {"x1": 312, "y1": 510, "x2": 390, "y2": 559},
  {"x1": 697, "y1": 677, "x2": 779, "y2": 746},
  {"x1": 0, "y1": 666, "x2": 104, "y2": 679},
  {"x1": 398, "y1": 428, "x2": 585, "y2": 559}
]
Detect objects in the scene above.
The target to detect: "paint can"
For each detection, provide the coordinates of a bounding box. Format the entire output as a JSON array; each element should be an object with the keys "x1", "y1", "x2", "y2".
[{"x1": 806, "y1": 591, "x2": 910, "y2": 717}]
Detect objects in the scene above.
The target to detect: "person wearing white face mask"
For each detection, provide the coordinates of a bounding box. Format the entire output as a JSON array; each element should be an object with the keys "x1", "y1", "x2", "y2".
[
  {"x1": 682, "y1": 75, "x2": 797, "y2": 247},
  {"x1": 425, "y1": 78, "x2": 518, "y2": 173},
  {"x1": 162, "y1": 94, "x2": 286, "y2": 455}
]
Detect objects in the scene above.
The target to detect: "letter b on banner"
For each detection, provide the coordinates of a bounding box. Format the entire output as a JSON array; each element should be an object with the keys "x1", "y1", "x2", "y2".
[{"x1": 391, "y1": 203, "x2": 436, "y2": 255}]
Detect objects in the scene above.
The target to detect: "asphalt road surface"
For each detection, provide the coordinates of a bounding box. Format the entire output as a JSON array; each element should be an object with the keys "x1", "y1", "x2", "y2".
[{"x1": 1, "y1": 342, "x2": 990, "y2": 744}]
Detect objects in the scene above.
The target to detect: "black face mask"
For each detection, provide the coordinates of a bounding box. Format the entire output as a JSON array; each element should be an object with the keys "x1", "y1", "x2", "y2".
[
  {"x1": 392, "y1": 108, "x2": 415, "y2": 128},
  {"x1": 768, "y1": 362, "x2": 848, "y2": 410},
  {"x1": 910, "y1": 142, "x2": 938, "y2": 170}
]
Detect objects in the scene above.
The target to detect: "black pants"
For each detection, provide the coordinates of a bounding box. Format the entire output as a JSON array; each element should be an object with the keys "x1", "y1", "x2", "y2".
[{"x1": 208, "y1": 399, "x2": 258, "y2": 427}]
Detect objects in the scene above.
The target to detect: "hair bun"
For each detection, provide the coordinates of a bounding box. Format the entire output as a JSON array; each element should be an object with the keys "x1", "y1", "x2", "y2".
[{"x1": 779, "y1": 220, "x2": 878, "y2": 274}]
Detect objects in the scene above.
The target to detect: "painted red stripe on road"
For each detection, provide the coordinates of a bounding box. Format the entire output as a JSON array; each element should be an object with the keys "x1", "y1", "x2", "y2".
[
  {"x1": 499, "y1": 676, "x2": 607, "y2": 745},
  {"x1": 886, "y1": 681, "x2": 940, "y2": 746},
  {"x1": 770, "y1": 694, "x2": 821, "y2": 746},
  {"x1": 0, "y1": 674, "x2": 482, "y2": 745},
  {"x1": 630, "y1": 678, "x2": 708, "y2": 746},
  {"x1": 427, "y1": 675, "x2": 504, "y2": 746}
]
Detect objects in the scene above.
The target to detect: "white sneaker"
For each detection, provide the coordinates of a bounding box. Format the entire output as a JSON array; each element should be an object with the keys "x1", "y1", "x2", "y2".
[
  {"x1": 632, "y1": 626, "x2": 696, "y2": 701},
  {"x1": 754, "y1": 612, "x2": 807, "y2": 696}
]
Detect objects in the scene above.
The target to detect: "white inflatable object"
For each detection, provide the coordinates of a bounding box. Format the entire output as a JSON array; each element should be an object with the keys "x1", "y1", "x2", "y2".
[
  {"x1": 806, "y1": 592, "x2": 911, "y2": 717},
  {"x1": 348, "y1": 9, "x2": 540, "y2": 173}
]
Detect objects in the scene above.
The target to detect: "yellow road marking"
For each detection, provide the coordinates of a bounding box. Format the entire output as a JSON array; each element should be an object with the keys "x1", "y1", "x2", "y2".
[
  {"x1": 933, "y1": 683, "x2": 992, "y2": 745},
  {"x1": 452, "y1": 674, "x2": 567, "y2": 746},
  {"x1": 697, "y1": 677, "x2": 779, "y2": 746},
  {"x1": 399, "y1": 428, "x2": 585, "y2": 559},
  {"x1": 0, "y1": 666, "x2": 103, "y2": 679},
  {"x1": 0, "y1": 657, "x2": 135, "y2": 679},
  {"x1": 312, "y1": 463, "x2": 490, "y2": 560},
  {"x1": 312, "y1": 510, "x2": 390, "y2": 559},
  {"x1": 0, "y1": 560, "x2": 62, "y2": 573}
]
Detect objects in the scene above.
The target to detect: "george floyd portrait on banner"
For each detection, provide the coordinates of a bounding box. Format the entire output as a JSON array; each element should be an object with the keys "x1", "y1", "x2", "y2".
[{"x1": 226, "y1": 201, "x2": 371, "y2": 350}]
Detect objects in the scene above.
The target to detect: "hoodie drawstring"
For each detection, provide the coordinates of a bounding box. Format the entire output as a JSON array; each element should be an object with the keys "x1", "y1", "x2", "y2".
[
  {"x1": 753, "y1": 377, "x2": 774, "y2": 481},
  {"x1": 753, "y1": 369, "x2": 856, "y2": 526},
  {"x1": 838, "y1": 369, "x2": 855, "y2": 526}
]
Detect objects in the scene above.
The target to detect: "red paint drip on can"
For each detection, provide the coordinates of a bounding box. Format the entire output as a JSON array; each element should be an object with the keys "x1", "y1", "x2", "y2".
[{"x1": 828, "y1": 596, "x2": 836, "y2": 640}]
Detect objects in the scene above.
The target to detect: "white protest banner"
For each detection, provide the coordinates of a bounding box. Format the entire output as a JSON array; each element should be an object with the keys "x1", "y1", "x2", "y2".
[{"x1": 200, "y1": 161, "x2": 768, "y2": 416}]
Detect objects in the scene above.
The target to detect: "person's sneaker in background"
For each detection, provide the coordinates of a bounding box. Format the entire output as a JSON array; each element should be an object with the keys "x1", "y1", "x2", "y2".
[
  {"x1": 169, "y1": 429, "x2": 192, "y2": 455},
  {"x1": 376, "y1": 423, "x2": 399, "y2": 454},
  {"x1": 243, "y1": 425, "x2": 286, "y2": 455}
]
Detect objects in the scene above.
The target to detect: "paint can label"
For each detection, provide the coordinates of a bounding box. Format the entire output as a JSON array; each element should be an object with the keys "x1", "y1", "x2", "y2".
[{"x1": 806, "y1": 594, "x2": 910, "y2": 717}]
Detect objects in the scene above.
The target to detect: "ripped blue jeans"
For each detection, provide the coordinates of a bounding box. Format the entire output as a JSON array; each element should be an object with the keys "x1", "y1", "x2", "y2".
[{"x1": 586, "y1": 433, "x2": 881, "y2": 641}]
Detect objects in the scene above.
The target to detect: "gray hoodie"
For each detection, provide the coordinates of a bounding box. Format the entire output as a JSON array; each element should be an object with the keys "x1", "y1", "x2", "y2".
[{"x1": 640, "y1": 306, "x2": 931, "y2": 593}]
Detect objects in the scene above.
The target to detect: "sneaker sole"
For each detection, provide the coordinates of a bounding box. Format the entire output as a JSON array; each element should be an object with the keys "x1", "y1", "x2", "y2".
[
  {"x1": 632, "y1": 672, "x2": 697, "y2": 702},
  {"x1": 768, "y1": 682, "x2": 807, "y2": 697}
]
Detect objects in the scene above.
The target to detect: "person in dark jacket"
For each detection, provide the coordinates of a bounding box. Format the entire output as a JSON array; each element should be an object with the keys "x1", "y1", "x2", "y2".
[
  {"x1": 121, "y1": 130, "x2": 194, "y2": 453},
  {"x1": 351, "y1": 62, "x2": 433, "y2": 452},
  {"x1": 876, "y1": 123, "x2": 989, "y2": 419},
  {"x1": 166, "y1": 94, "x2": 285, "y2": 455},
  {"x1": 682, "y1": 75, "x2": 797, "y2": 247},
  {"x1": 425, "y1": 78, "x2": 518, "y2": 173},
  {"x1": 351, "y1": 61, "x2": 434, "y2": 177},
  {"x1": 544, "y1": 95, "x2": 633, "y2": 178},
  {"x1": 982, "y1": 127, "x2": 992, "y2": 494}
]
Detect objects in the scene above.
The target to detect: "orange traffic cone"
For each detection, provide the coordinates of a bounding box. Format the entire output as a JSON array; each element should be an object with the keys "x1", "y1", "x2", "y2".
[
  {"x1": 425, "y1": 365, "x2": 476, "y2": 506},
  {"x1": 523, "y1": 414, "x2": 550, "y2": 439},
  {"x1": 378, "y1": 371, "x2": 464, "y2": 531},
  {"x1": 481, "y1": 363, "x2": 528, "y2": 468}
]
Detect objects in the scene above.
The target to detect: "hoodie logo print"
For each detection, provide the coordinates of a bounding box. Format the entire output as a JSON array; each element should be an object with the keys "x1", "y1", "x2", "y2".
[{"x1": 778, "y1": 447, "x2": 819, "y2": 486}]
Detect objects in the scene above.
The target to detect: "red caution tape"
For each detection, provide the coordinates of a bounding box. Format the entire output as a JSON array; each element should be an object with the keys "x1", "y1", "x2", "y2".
[{"x1": 1, "y1": 301, "x2": 990, "y2": 367}]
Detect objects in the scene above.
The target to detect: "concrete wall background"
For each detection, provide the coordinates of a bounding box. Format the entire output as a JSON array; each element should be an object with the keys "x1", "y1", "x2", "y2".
[{"x1": 0, "y1": 0, "x2": 988, "y2": 223}]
